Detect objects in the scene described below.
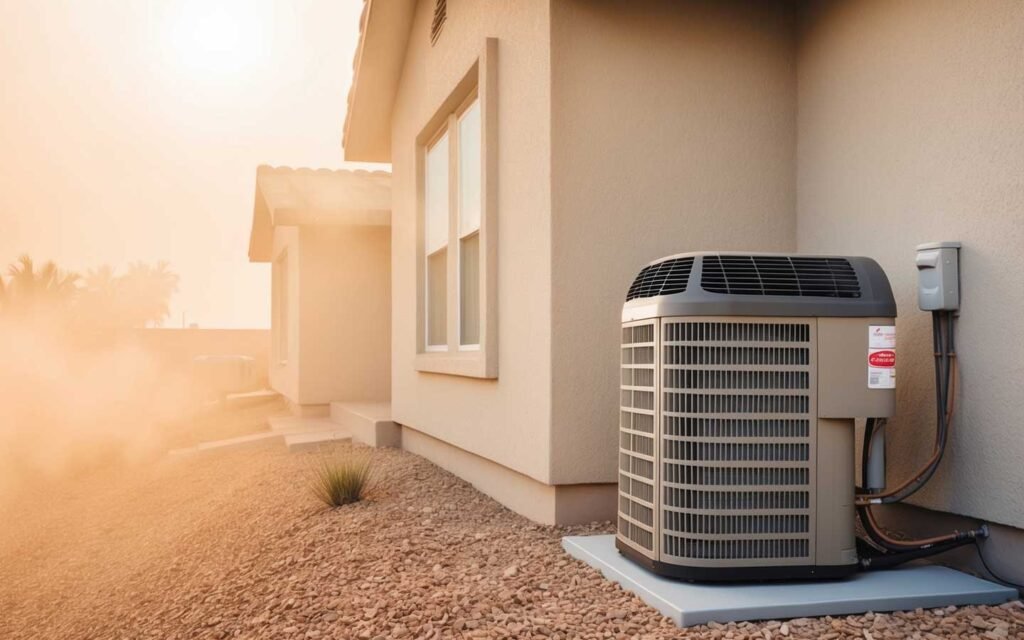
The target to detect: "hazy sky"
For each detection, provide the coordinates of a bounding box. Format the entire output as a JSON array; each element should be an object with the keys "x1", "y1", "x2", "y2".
[{"x1": 0, "y1": 0, "x2": 376, "y2": 328}]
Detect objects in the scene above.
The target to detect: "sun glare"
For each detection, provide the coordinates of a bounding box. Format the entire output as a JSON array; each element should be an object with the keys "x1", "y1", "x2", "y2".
[{"x1": 163, "y1": 1, "x2": 271, "y2": 77}]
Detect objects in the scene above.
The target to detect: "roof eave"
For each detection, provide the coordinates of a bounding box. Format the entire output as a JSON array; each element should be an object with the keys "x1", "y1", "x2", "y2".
[
  {"x1": 248, "y1": 181, "x2": 274, "y2": 263},
  {"x1": 248, "y1": 165, "x2": 393, "y2": 263},
  {"x1": 342, "y1": 0, "x2": 417, "y2": 163}
]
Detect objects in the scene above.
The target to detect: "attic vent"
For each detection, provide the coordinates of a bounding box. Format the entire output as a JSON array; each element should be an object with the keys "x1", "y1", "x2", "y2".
[
  {"x1": 701, "y1": 255, "x2": 861, "y2": 298},
  {"x1": 626, "y1": 257, "x2": 694, "y2": 301},
  {"x1": 430, "y1": 0, "x2": 447, "y2": 44}
]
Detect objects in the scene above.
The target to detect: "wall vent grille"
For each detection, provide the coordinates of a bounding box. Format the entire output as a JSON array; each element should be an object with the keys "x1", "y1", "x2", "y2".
[
  {"x1": 660, "y1": 319, "x2": 814, "y2": 567},
  {"x1": 701, "y1": 255, "x2": 860, "y2": 298},
  {"x1": 626, "y1": 257, "x2": 694, "y2": 301},
  {"x1": 430, "y1": 0, "x2": 447, "y2": 44},
  {"x1": 618, "y1": 321, "x2": 659, "y2": 554}
]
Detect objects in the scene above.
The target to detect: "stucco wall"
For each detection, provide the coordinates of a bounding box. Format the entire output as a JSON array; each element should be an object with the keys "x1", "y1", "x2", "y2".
[
  {"x1": 269, "y1": 227, "x2": 300, "y2": 405},
  {"x1": 548, "y1": 0, "x2": 799, "y2": 484},
  {"x1": 297, "y1": 225, "x2": 391, "y2": 405},
  {"x1": 797, "y1": 0, "x2": 1024, "y2": 527},
  {"x1": 389, "y1": 0, "x2": 554, "y2": 483}
]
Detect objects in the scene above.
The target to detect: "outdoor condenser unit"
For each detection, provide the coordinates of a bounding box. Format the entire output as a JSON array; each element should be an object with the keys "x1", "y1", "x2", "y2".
[{"x1": 617, "y1": 252, "x2": 897, "y2": 581}]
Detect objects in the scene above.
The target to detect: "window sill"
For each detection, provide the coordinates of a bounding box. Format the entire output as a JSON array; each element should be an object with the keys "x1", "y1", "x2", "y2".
[{"x1": 415, "y1": 351, "x2": 497, "y2": 379}]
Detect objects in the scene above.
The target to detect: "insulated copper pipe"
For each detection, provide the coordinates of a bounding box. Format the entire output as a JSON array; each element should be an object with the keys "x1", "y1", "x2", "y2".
[
  {"x1": 855, "y1": 317, "x2": 958, "y2": 506},
  {"x1": 859, "y1": 503, "x2": 966, "y2": 549}
]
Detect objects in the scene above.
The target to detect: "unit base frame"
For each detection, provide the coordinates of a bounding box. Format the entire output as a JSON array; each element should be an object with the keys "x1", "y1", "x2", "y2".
[{"x1": 616, "y1": 537, "x2": 858, "y2": 583}]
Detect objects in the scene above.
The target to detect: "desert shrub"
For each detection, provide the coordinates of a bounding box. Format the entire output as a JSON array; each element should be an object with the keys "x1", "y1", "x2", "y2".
[{"x1": 310, "y1": 453, "x2": 373, "y2": 507}]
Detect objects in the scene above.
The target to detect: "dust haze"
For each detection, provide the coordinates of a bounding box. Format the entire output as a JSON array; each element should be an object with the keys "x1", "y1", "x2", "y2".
[{"x1": 0, "y1": 258, "x2": 195, "y2": 500}]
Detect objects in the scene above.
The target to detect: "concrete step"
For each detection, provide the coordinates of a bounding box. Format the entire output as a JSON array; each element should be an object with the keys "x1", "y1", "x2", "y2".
[
  {"x1": 169, "y1": 416, "x2": 352, "y2": 458},
  {"x1": 283, "y1": 430, "x2": 352, "y2": 453},
  {"x1": 268, "y1": 416, "x2": 339, "y2": 434},
  {"x1": 224, "y1": 389, "x2": 280, "y2": 409},
  {"x1": 168, "y1": 430, "x2": 285, "y2": 458},
  {"x1": 329, "y1": 401, "x2": 400, "y2": 448}
]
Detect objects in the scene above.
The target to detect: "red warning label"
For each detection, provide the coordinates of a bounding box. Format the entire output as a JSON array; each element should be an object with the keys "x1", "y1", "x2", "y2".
[
  {"x1": 868, "y1": 325, "x2": 896, "y2": 389},
  {"x1": 868, "y1": 350, "x2": 896, "y2": 368}
]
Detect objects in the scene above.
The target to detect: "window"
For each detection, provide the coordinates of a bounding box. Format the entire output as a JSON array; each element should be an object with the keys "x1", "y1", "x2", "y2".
[
  {"x1": 416, "y1": 39, "x2": 497, "y2": 378},
  {"x1": 273, "y1": 251, "x2": 288, "y2": 363}
]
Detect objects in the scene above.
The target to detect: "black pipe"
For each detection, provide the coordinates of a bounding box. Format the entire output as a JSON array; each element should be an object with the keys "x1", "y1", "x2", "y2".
[
  {"x1": 860, "y1": 536, "x2": 977, "y2": 571},
  {"x1": 860, "y1": 417, "x2": 875, "y2": 493}
]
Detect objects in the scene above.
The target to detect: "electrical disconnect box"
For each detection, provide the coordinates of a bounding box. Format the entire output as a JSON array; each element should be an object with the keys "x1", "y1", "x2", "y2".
[{"x1": 915, "y1": 242, "x2": 961, "y2": 311}]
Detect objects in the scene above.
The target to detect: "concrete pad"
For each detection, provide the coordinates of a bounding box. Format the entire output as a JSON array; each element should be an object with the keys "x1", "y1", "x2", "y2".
[
  {"x1": 562, "y1": 535, "x2": 1017, "y2": 627},
  {"x1": 284, "y1": 430, "x2": 352, "y2": 452}
]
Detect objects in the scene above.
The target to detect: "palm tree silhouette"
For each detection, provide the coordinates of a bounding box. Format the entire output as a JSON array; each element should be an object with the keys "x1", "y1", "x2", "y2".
[
  {"x1": 79, "y1": 261, "x2": 179, "y2": 328},
  {"x1": 0, "y1": 255, "x2": 80, "y2": 316},
  {"x1": 1, "y1": 256, "x2": 179, "y2": 328}
]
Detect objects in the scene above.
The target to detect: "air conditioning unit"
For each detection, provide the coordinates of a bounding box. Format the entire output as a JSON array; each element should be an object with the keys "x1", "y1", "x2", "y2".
[{"x1": 617, "y1": 252, "x2": 897, "y2": 581}]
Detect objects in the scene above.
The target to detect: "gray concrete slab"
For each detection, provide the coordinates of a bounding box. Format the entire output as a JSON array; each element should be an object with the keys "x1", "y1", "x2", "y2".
[{"x1": 562, "y1": 535, "x2": 1017, "y2": 627}]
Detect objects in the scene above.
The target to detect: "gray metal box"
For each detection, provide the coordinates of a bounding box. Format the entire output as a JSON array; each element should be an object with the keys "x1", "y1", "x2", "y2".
[{"x1": 915, "y1": 242, "x2": 961, "y2": 311}]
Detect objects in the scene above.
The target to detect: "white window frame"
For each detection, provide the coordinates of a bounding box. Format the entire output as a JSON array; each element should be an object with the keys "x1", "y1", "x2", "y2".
[{"x1": 415, "y1": 38, "x2": 498, "y2": 379}]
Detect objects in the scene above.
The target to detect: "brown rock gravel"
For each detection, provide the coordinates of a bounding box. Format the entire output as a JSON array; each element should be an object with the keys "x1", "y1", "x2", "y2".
[{"x1": 1, "y1": 442, "x2": 1021, "y2": 639}]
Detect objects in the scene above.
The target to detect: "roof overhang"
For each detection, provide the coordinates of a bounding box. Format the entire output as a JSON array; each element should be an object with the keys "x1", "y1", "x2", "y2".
[
  {"x1": 248, "y1": 165, "x2": 391, "y2": 263},
  {"x1": 342, "y1": 0, "x2": 417, "y2": 163}
]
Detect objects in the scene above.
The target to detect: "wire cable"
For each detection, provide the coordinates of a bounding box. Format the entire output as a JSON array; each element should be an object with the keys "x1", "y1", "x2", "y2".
[
  {"x1": 853, "y1": 310, "x2": 986, "y2": 555},
  {"x1": 856, "y1": 311, "x2": 956, "y2": 506},
  {"x1": 860, "y1": 537, "x2": 977, "y2": 571},
  {"x1": 858, "y1": 503, "x2": 979, "y2": 550},
  {"x1": 973, "y1": 538, "x2": 1024, "y2": 592}
]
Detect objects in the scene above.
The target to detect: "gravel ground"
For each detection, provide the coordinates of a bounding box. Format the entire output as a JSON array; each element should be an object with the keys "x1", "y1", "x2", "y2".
[{"x1": 0, "y1": 439, "x2": 1021, "y2": 640}]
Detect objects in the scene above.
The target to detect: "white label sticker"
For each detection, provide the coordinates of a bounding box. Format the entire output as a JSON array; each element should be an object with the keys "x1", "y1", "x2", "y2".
[
  {"x1": 869, "y1": 325, "x2": 897, "y2": 349},
  {"x1": 868, "y1": 325, "x2": 896, "y2": 389}
]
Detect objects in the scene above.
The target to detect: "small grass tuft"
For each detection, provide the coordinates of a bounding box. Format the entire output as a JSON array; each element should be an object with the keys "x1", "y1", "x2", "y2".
[{"x1": 309, "y1": 452, "x2": 374, "y2": 507}]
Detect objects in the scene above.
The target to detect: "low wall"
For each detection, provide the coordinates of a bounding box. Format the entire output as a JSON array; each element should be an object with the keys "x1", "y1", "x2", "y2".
[{"x1": 124, "y1": 328, "x2": 270, "y2": 391}]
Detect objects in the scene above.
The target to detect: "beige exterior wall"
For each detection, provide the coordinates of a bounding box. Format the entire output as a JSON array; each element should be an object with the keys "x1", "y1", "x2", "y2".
[
  {"x1": 269, "y1": 225, "x2": 391, "y2": 411},
  {"x1": 390, "y1": 0, "x2": 556, "y2": 483},
  {"x1": 401, "y1": 426, "x2": 616, "y2": 526},
  {"x1": 297, "y1": 225, "x2": 391, "y2": 406},
  {"x1": 548, "y1": 0, "x2": 799, "y2": 484},
  {"x1": 796, "y1": 0, "x2": 1024, "y2": 529},
  {"x1": 270, "y1": 227, "x2": 301, "y2": 404},
  {"x1": 379, "y1": 0, "x2": 1024, "y2": 535}
]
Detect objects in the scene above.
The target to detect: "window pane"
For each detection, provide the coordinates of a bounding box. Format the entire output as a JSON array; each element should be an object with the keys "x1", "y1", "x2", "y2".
[
  {"x1": 458, "y1": 99, "x2": 481, "y2": 237},
  {"x1": 427, "y1": 248, "x2": 447, "y2": 347},
  {"x1": 459, "y1": 232, "x2": 480, "y2": 346},
  {"x1": 426, "y1": 133, "x2": 449, "y2": 254}
]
